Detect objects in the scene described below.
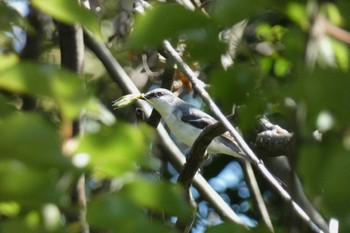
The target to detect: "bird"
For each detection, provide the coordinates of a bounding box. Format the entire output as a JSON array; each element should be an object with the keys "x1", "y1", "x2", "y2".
[{"x1": 139, "y1": 88, "x2": 245, "y2": 158}]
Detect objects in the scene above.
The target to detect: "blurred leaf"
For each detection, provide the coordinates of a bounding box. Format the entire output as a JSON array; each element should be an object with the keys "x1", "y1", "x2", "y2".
[
  {"x1": 299, "y1": 135, "x2": 350, "y2": 218},
  {"x1": 332, "y1": 39, "x2": 349, "y2": 71},
  {"x1": 0, "y1": 3, "x2": 26, "y2": 31},
  {"x1": 0, "y1": 62, "x2": 53, "y2": 96},
  {"x1": 0, "y1": 160, "x2": 62, "y2": 205},
  {"x1": 121, "y1": 177, "x2": 191, "y2": 219},
  {"x1": 0, "y1": 94, "x2": 17, "y2": 117},
  {"x1": 286, "y1": 2, "x2": 309, "y2": 30},
  {"x1": 274, "y1": 57, "x2": 291, "y2": 77},
  {"x1": 87, "y1": 193, "x2": 178, "y2": 233},
  {"x1": 0, "y1": 113, "x2": 72, "y2": 169},
  {"x1": 0, "y1": 53, "x2": 18, "y2": 72},
  {"x1": 128, "y1": 4, "x2": 224, "y2": 61},
  {"x1": 77, "y1": 122, "x2": 155, "y2": 177},
  {"x1": 324, "y1": 3, "x2": 343, "y2": 25},
  {"x1": 0, "y1": 62, "x2": 92, "y2": 120},
  {"x1": 0, "y1": 202, "x2": 20, "y2": 217},
  {"x1": 32, "y1": 0, "x2": 102, "y2": 40},
  {"x1": 209, "y1": 65, "x2": 258, "y2": 108},
  {"x1": 210, "y1": 0, "x2": 271, "y2": 27},
  {"x1": 0, "y1": 218, "x2": 39, "y2": 233},
  {"x1": 283, "y1": 68, "x2": 350, "y2": 128},
  {"x1": 51, "y1": 69, "x2": 90, "y2": 120},
  {"x1": 209, "y1": 65, "x2": 263, "y2": 130},
  {"x1": 129, "y1": 4, "x2": 210, "y2": 47}
]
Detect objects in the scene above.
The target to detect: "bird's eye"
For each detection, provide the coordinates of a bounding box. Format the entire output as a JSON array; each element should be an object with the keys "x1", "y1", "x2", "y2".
[
  {"x1": 145, "y1": 91, "x2": 164, "y2": 99},
  {"x1": 155, "y1": 91, "x2": 163, "y2": 97}
]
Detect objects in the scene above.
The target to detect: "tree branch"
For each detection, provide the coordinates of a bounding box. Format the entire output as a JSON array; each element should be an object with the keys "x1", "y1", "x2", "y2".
[{"x1": 58, "y1": 22, "x2": 88, "y2": 233}]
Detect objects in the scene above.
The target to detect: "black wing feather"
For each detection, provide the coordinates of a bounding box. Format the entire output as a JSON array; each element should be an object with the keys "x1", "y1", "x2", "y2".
[{"x1": 180, "y1": 107, "x2": 216, "y2": 129}]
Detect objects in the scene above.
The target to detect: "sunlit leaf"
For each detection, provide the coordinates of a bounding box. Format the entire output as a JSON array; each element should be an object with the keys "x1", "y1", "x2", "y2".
[
  {"x1": 0, "y1": 202, "x2": 20, "y2": 217},
  {"x1": 32, "y1": 0, "x2": 102, "y2": 40},
  {"x1": 332, "y1": 39, "x2": 349, "y2": 71},
  {"x1": 286, "y1": 2, "x2": 309, "y2": 30},
  {"x1": 0, "y1": 53, "x2": 18, "y2": 72},
  {"x1": 274, "y1": 57, "x2": 291, "y2": 77},
  {"x1": 324, "y1": 3, "x2": 343, "y2": 25}
]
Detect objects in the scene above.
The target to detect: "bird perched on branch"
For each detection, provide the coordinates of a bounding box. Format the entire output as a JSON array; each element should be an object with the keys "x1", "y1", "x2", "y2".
[{"x1": 139, "y1": 88, "x2": 245, "y2": 158}]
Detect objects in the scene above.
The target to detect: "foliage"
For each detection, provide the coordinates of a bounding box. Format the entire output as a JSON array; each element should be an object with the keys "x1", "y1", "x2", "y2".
[{"x1": 1, "y1": 0, "x2": 350, "y2": 232}]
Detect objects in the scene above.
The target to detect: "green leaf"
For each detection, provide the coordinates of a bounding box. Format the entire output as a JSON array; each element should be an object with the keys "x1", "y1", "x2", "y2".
[
  {"x1": 0, "y1": 62, "x2": 91, "y2": 120},
  {"x1": 209, "y1": 65, "x2": 258, "y2": 107},
  {"x1": 0, "y1": 62, "x2": 53, "y2": 96},
  {"x1": 299, "y1": 135, "x2": 350, "y2": 218},
  {"x1": 129, "y1": 4, "x2": 206, "y2": 47},
  {"x1": 332, "y1": 39, "x2": 349, "y2": 71},
  {"x1": 121, "y1": 178, "x2": 191, "y2": 219},
  {"x1": 0, "y1": 53, "x2": 18, "y2": 72},
  {"x1": 50, "y1": 69, "x2": 90, "y2": 120},
  {"x1": 31, "y1": 0, "x2": 102, "y2": 40},
  {"x1": 0, "y1": 113, "x2": 72, "y2": 169},
  {"x1": 283, "y1": 68, "x2": 350, "y2": 128},
  {"x1": 0, "y1": 160, "x2": 65, "y2": 206},
  {"x1": 77, "y1": 123, "x2": 155, "y2": 177},
  {"x1": 210, "y1": 0, "x2": 272, "y2": 27},
  {"x1": 286, "y1": 2, "x2": 309, "y2": 30},
  {"x1": 274, "y1": 57, "x2": 291, "y2": 77}
]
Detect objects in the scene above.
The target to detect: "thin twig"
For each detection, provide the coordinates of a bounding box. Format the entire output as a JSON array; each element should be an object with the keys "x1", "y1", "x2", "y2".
[{"x1": 163, "y1": 39, "x2": 327, "y2": 233}]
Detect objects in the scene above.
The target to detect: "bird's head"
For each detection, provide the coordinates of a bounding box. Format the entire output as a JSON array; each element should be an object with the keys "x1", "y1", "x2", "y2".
[{"x1": 140, "y1": 88, "x2": 178, "y2": 114}]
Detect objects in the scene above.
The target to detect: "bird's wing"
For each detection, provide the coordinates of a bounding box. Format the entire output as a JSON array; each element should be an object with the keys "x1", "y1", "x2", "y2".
[{"x1": 180, "y1": 107, "x2": 217, "y2": 129}]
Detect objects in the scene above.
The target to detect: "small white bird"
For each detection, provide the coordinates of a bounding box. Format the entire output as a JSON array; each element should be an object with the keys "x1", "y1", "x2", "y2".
[{"x1": 140, "y1": 88, "x2": 245, "y2": 158}]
